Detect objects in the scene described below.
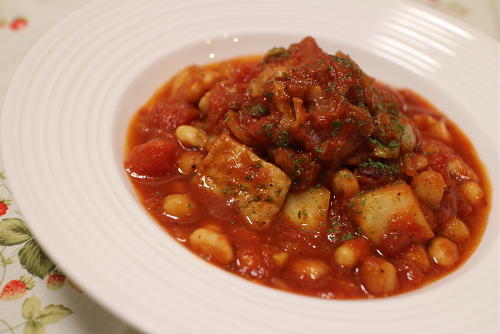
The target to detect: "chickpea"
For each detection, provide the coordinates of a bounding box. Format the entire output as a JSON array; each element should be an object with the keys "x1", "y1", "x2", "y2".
[
  {"x1": 333, "y1": 238, "x2": 370, "y2": 268},
  {"x1": 162, "y1": 194, "x2": 195, "y2": 219},
  {"x1": 288, "y1": 258, "x2": 331, "y2": 281},
  {"x1": 428, "y1": 237, "x2": 459, "y2": 267},
  {"x1": 440, "y1": 217, "x2": 470, "y2": 243},
  {"x1": 175, "y1": 125, "x2": 207, "y2": 149},
  {"x1": 331, "y1": 169, "x2": 360, "y2": 198},
  {"x1": 360, "y1": 256, "x2": 399, "y2": 294},
  {"x1": 411, "y1": 170, "x2": 445, "y2": 209},
  {"x1": 459, "y1": 181, "x2": 484, "y2": 206},
  {"x1": 178, "y1": 151, "x2": 204, "y2": 175},
  {"x1": 189, "y1": 228, "x2": 234, "y2": 264}
]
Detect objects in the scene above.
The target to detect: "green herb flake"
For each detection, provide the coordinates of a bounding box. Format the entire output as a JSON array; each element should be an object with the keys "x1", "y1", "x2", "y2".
[
  {"x1": 249, "y1": 104, "x2": 269, "y2": 117},
  {"x1": 331, "y1": 120, "x2": 342, "y2": 137},
  {"x1": 264, "y1": 47, "x2": 290, "y2": 62},
  {"x1": 329, "y1": 55, "x2": 353, "y2": 67},
  {"x1": 297, "y1": 209, "x2": 309, "y2": 219},
  {"x1": 262, "y1": 123, "x2": 273, "y2": 137},
  {"x1": 359, "y1": 158, "x2": 399, "y2": 175},
  {"x1": 341, "y1": 232, "x2": 354, "y2": 241},
  {"x1": 276, "y1": 130, "x2": 290, "y2": 147},
  {"x1": 314, "y1": 146, "x2": 325, "y2": 153},
  {"x1": 388, "y1": 140, "x2": 401, "y2": 148}
]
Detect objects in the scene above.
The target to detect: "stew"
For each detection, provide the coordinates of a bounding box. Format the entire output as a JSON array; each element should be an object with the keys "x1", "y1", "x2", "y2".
[{"x1": 124, "y1": 37, "x2": 490, "y2": 298}]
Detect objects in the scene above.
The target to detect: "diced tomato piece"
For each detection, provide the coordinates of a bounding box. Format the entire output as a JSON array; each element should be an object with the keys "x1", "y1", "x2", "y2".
[
  {"x1": 126, "y1": 139, "x2": 177, "y2": 177},
  {"x1": 149, "y1": 98, "x2": 198, "y2": 132}
]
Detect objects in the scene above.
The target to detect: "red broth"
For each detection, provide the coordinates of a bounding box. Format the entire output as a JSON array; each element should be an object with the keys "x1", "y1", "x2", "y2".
[{"x1": 124, "y1": 37, "x2": 490, "y2": 299}]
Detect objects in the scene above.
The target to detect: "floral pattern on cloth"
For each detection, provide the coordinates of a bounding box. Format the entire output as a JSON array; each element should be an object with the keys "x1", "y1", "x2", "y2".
[
  {"x1": 0, "y1": 171, "x2": 73, "y2": 333},
  {"x1": 0, "y1": 0, "x2": 28, "y2": 31}
]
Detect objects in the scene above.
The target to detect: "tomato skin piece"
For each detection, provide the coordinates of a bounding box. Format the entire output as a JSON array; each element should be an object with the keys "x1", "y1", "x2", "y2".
[
  {"x1": 150, "y1": 99, "x2": 199, "y2": 132},
  {"x1": 126, "y1": 139, "x2": 178, "y2": 177}
]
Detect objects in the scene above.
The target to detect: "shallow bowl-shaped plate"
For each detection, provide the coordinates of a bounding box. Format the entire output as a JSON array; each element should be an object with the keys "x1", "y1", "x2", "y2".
[{"x1": 1, "y1": 0, "x2": 497, "y2": 333}]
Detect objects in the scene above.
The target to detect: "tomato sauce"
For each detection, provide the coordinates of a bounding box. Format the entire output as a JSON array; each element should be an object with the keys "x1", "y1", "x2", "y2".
[{"x1": 124, "y1": 37, "x2": 490, "y2": 299}]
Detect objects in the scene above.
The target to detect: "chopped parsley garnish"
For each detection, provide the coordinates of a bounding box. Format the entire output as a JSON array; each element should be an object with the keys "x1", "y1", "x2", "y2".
[
  {"x1": 297, "y1": 209, "x2": 308, "y2": 218},
  {"x1": 325, "y1": 82, "x2": 334, "y2": 92},
  {"x1": 329, "y1": 55, "x2": 353, "y2": 67},
  {"x1": 341, "y1": 232, "x2": 354, "y2": 241},
  {"x1": 359, "y1": 159, "x2": 399, "y2": 175},
  {"x1": 314, "y1": 146, "x2": 325, "y2": 153},
  {"x1": 331, "y1": 120, "x2": 342, "y2": 136},
  {"x1": 262, "y1": 123, "x2": 272, "y2": 137},
  {"x1": 264, "y1": 47, "x2": 290, "y2": 62},
  {"x1": 276, "y1": 130, "x2": 290, "y2": 147},
  {"x1": 249, "y1": 104, "x2": 269, "y2": 117},
  {"x1": 388, "y1": 140, "x2": 401, "y2": 148},
  {"x1": 254, "y1": 162, "x2": 263, "y2": 168}
]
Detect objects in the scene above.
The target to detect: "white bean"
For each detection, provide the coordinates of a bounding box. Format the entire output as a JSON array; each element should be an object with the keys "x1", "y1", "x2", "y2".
[
  {"x1": 162, "y1": 194, "x2": 195, "y2": 219},
  {"x1": 428, "y1": 237, "x2": 459, "y2": 267},
  {"x1": 440, "y1": 217, "x2": 470, "y2": 243},
  {"x1": 198, "y1": 92, "x2": 210, "y2": 113},
  {"x1": 272, "y1": 252, "x2": 289, "y2": 269},
  {"x1": 175, "y1": 125, "x2": 207, "y2": 148},
  {"x1": 189, "y1": 228, "x2": 234, "y2": 264},
  {"x1": 459, "y1": 181, "x2": 484, "y2": 206},
  {"x1": 360, "y1": 256, "x2": 399, "y2": 294},
  {"x1": 288, "y1": 258, "x2": 331, "y2": 281},
  {"x1": 178, "y1": 151, "x2": 204, "y2": 175},
  {"x1": 447, "y1": 157, "x2": 478, "y2": 183},
  {"x1": 333, "y1": 238, "x2": 369, "y2": 268},
  {"x1": 331, "y1": 169, "x2": 360, "y2": 198},
  {"x1": 411, "y1": 170, "x2": 445, "y2": 209}
]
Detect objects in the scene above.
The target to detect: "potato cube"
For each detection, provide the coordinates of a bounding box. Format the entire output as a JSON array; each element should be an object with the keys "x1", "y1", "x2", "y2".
[
  {"x1": 350, "y1": 181, "x2": 434, "y2": 245},
  {"x1": 282, "y1": 186, "x2": 330, "y2": 232}
]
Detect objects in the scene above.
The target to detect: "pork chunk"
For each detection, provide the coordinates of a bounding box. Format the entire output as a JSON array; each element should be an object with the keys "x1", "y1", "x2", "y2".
[{"x1": 194, "y1": 134, "x2": 291, "y2": 230}]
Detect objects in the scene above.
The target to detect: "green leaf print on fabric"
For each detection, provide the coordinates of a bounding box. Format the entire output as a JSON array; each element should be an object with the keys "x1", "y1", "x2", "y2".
[
  {"x1": 0, "y1": 219, "x2": 31, "y2": 246},
  {"x1": 0, "y1": 296, "x2": 72, "y2": 333},
  {"x1": 35, "y1": 305, "x2": 72, "y2": 324},
  {"x1": 22, "y1": 296, "x2": 41, "y2": 320},
  {"x1": 18, "y1": 241, "x2": 54, "y2": 279},
  {"x1": 23, "y1": 320, "x2": 44, "y2": 334}
]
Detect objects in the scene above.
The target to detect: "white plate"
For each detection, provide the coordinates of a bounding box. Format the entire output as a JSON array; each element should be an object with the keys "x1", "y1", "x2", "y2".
[{"x1": 1, "y1": 0, "x2": 497, "y2": 333}]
